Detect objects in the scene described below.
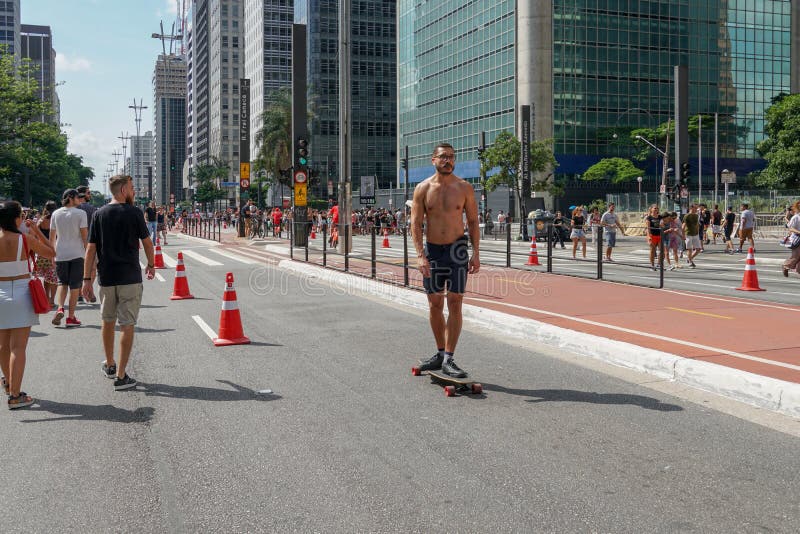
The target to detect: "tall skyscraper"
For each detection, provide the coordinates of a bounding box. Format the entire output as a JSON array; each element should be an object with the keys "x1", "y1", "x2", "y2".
[
  {"x1": 20, "y1": 24, "x2": 59, "y2": 124},
  {"x1": 130, "y1": 131, "x2": 154, "y2": 201},
  {"x1": 153, "y1": 54, "x2": 187, "y2": 205},
  {"x1": 244, "y1": 0, "x2": 293, "y2": 160},
  {"x1": 0, "y1": 0, "x2": 20, "y2": 61},
  {"x1": 189, "y1": 0, "x2": 210, "y2": 175},
  {"x1": 297, "y1": 0, "x2": 397, "y2": 192},
  {"x1": 398, "y1": 1, "x2": 798, "y2": 200}
]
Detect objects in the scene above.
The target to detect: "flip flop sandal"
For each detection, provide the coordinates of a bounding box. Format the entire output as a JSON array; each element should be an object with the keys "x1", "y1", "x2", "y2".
[{"x1": 8, "y1": 392, "x2": 34, "y2": 410}]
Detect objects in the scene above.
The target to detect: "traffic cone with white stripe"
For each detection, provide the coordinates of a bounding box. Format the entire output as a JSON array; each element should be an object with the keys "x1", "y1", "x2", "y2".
[
  {"x1": 153, "y1": 238, "x2": 166, "y2": 269},
  {"x1": 382, "y1": 229, "x2": 391, "y2": 248},
  {"x1": 526, "y1": 237, "x2": 541, "y2": 266},
  {"x1": 213, "y1": 272, "x2": 251, "y2": 346},
  {"x1": 170, "y1": 252, "x2": 194, "y2": 300},
  {"x1": 736, "y1": 247, "x2": 765, "y2": 292}
]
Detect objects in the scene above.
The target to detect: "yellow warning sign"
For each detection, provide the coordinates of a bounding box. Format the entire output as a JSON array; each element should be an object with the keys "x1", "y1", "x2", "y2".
[
  {"x1": 239, "y1": 162, "x2": 250, "y2": 180},
  {"x1": 294, "y1": 183, "x2": 307, "y2": 206}
]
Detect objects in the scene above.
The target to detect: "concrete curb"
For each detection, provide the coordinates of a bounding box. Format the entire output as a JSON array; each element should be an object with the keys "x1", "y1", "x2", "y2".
[{"x1": 278, "y1": 259, "x2": 800, "y2": 419}]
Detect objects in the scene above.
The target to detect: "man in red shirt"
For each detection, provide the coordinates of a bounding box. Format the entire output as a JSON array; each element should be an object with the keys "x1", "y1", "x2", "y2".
[
  {"x1": 329, "y1": 202, "x2": 340, "y2": 226},
  {"x1": 271, "y1": 207, "x2": 282, "y2": 237}
]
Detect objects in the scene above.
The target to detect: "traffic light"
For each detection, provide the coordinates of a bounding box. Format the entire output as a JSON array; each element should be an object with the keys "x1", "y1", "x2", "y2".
[
  {"x1": 680, "y1": 162, "x2": 690, "y2": 186},
  {"x1": 400, "y1": 157, "x2": 408, "y2": 170},
  {"x1": 296, "y1": 137, "x2": 309, "y2": 167}
]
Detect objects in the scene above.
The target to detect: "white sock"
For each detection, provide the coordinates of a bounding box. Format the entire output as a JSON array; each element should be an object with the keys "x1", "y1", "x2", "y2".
[{"x1": 443, "y1": 351, "x2": 453, "y2": 363}]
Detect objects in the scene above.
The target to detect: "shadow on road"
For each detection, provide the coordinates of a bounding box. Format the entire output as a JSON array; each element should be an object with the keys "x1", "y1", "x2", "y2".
[
  {"x1": 482, "y1": 385, "x2": 683, "y2": 412},
  {"x1": 138, "y1": 379, "x2": 281, "y2": 402},
  {"x1": 18, "y1": 401, "x2": 155, "y2": 424},
  {"x1": 75, "y1": 325, "x2": 176, "y2": 334}
]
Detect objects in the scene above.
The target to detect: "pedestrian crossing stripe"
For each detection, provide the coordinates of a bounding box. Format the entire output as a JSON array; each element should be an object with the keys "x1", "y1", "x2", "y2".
[{"x1": 181, "y1": 249, "x2": 224, "y2": 266}]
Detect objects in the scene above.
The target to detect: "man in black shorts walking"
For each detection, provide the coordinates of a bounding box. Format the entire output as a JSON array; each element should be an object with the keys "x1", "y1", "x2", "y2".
[
  {"x1": 82, "y1": 175, "x2": 155, "y2": 390},
  {"x1": 411, "y1": 143, "x2": 480, "y2": 378}
]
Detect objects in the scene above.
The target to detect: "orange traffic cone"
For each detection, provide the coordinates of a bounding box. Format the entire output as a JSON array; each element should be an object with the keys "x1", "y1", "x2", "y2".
[
  {"x1": 223, "y1": 221, "x2": 228, "y2": 229},
  {"x1": 526, "y1": 237, "x2": 541, "y2": 266},
  {"x1": 153, "y1": 238, "x2": 166, "y2": 269},
  {"x1": 382, "y1": 229, "x2": 391, "y2": 248},
  {"x1": 736, "y1": 248, "x2": 765, "y2": 291},
  {"x1": 213, "y1": 272, "x2": 251, "y2": 346},
  {"x1": 310, "y1": 227, "x2": 316, "y2": 239},
  {"x1": 170, "y1": 252, "x2": 194, "y2": 300}
]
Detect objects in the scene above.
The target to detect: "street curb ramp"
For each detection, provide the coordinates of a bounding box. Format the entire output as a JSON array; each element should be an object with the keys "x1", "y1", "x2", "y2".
[{"x1": 278, "y1": 260, "x2": 800, "y2": 419}]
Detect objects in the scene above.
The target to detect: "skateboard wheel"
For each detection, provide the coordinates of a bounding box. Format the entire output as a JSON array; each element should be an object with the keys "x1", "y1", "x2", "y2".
[
  {"x1": 411, "y1": 367, "x2": 421, "y2": 376},
  {"x1": 444, "y1": 385, "x2": 456, "y2": 397},
  {"x1": 471, "y1": 383, "x2": 483, "y2": 395}
]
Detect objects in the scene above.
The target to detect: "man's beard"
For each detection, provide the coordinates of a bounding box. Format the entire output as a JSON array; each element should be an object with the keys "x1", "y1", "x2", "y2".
[{"x1": 436, "y1": 164, "x2": 453, "y2": 175}]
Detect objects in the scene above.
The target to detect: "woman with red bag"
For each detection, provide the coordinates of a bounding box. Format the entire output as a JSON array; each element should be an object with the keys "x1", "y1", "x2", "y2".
[{"x1": 0, "y1": 200, "x2": 56, "y2": 409}]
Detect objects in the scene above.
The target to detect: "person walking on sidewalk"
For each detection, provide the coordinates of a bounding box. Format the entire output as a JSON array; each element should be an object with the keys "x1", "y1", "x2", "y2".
[
  {"x1": 600, "y1": 203, "x2": 625, "y2": 262},
  {"x1": 645, "y1": 204, "x2": 663, "y2": 270},
  {"x1": 683, "y1": 204, "x2": 702, "y2": 268},
  {"x1": 736, "y1": 203, "x2": 756, "y2": 252},
  {"x1": 782, "y1": 200, "x2": 800, "y2": 278},
  {"x1": 82, "y1": 175, "x2": 155, "y2": 391},
  {"x1": 0, "y1": 201, "x2": 56, "y2": 409},
  {"x1": 50, "y1": 189, "x2": 88, "y2": 327},
  {"x1": 570, "y1": 206, "x2": 587, "y2": 259},
  {"x1": 144, "y1": 201, "x2": 157, "y2": 243},
  {"x1": 412, "y1": 142, "x2": 480, "y2": 378}
]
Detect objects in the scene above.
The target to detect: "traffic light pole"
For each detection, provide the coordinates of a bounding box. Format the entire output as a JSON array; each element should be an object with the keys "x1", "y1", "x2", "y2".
[
  {"x1": 338, "y1": 0, "x2": 352, "y2": 255},
  {"x1": 292, "y1": 24, "x2": 309, "y2": 247}
]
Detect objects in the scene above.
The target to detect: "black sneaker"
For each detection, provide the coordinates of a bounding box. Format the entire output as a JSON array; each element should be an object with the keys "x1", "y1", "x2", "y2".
[
  {"x1": 417, "y1": 352, "x2": 444, "y2": 372},
  {"x1": 101, "y1": 362, "x2": 116, "y2": 379},
  {"x1": 114, "y1": 374, "x2": 137, "y2": 391},
  {"x1": 442, "y1": 358, "x2": 467, "y2": 378}
]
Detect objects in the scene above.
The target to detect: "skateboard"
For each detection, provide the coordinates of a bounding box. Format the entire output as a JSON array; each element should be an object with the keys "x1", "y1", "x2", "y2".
[{"x1": 411, "y1": 365, "x2": 483, "y2": 397}]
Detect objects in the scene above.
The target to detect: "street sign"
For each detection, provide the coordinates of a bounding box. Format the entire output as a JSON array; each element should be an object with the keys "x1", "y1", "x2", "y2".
[
  {"x1": 680, "y1": 186, "x2": 689, "y2": 199},
  {"x1": 240, "y1": 162, "x2": 250, "y2": 180},
  {"x1": 659, "y1": 184, "x2": 666, "y2": 194},
  {"x1": 294, "y1": 170, "x2": 308, "y2": 184},
  {"x1": 220, "y1": 181, "x2": 238, "y2": 187},
  {"x1": 721, "y1": 170, "x2": 737, "y2": 184},
  {"x1": 295, "y1": 183, "x2": 307, "y2": 206},
  {"x1": 240, "y1": 179, "x2": 250, "y2": 189},
  {"x1": 360, "y1": 175, "x2": 376, "y2": 205}
]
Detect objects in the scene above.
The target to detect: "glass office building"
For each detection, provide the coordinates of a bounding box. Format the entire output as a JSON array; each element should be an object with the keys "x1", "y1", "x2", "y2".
[
  {"x1": 398, "y1": 1, "x2": 796, "y2": 186},
  {"x1": 297, "y1": 0, "x2": 397, "y2": 193}
]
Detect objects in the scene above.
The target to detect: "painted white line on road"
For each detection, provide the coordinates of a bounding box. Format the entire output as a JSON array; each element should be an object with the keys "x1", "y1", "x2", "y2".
[
  {"x1": 159, "y1": 252, "x2": 177, "y2": 268},
  {"x1": 221, "y1": 247, "x2": 280, "y2": 264},
  {"x1": 466, "y1": 296, "x2": 800, "y2": 373},
  {"x1": 192, "y1": 315, "x2": 217, "y2": 341},
  {"x1": 155, "y1": 273, "x2": 166, "y2": 282},
  {"x1": 181, "y1": 249, "x2": 224, "y2": 266},
  {"x1": 206, "y1": 247, "x2": 260, "y2": 264}
]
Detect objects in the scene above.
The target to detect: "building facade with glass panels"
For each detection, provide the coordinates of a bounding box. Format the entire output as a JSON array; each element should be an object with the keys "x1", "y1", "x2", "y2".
[
  {"x1": 398, "y1": 1, "x2": 797, "y2": 193},
  {"x1": 298, "y1": 0, "x2": 396, "y2": 195}
]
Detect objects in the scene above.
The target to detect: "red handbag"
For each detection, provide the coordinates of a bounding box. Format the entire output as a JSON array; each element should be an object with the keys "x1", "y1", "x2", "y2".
[{"x1": 21, "y1": 235, "x2": 50, "y2": 314}]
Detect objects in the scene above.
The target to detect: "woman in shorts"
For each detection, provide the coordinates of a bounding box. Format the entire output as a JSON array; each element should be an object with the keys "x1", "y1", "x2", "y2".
[
  {"x1": 645, "y1": 204, "x2": 663, "y2": 270},
  {"x1": 662, "y1": 212, "x2": 683, "y2": 270},
  {"x1": 33, "y1": 201, "x2": 59, "y2": 306},
  {"x1": 570, "y1": 206, "x2": 587, "y2": 259}
]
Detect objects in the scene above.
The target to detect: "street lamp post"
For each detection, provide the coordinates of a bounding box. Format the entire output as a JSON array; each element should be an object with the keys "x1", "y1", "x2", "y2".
[
  {"x1": 635, "y1": 128, "x2": 670, "y2": 208},
  {"x1": 637, "y1": 176, "x2": 643, "y2": 212}
]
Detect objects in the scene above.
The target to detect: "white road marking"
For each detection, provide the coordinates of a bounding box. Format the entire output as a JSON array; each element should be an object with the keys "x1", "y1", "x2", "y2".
[
  {"x1": 466, "y1": 297, "x2": 800, "y2": 372},
  {"x1": 181, "y1": 249, "x2": 224, "y2": 266},
  {"x1": 155, "y1": 273, "x2": 166, "y2": 282},
  {"x1": 206, "y1": 247, "x2": 261, "y2": 264},
  {"x1": 159, "y1": 252, "x2": 177, "y2": 268},
  {"x1": 192, "y1": 315, "x2": 217, "y2": 341}
]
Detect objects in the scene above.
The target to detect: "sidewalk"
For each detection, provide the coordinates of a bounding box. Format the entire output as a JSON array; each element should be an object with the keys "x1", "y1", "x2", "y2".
[{"x1": 249, "y1": 237, "x2": 800, "y2": 419}]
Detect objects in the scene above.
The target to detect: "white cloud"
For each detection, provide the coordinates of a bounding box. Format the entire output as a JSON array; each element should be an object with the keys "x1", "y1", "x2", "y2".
[
  {"x1": 56, "y1": 53, "x2": 91, "y2": 72},
  {"x1": 63, "y1": 128, "x2": 112, "y2": 190},
  {"x1": 156, "y1": 0, "x2": 178, "y2": 18}
]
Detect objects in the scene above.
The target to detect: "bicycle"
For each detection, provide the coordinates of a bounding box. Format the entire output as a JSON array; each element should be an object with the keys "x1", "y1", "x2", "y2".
[{"x1": 249, "y1": 219, "x2": 264, "y2": 239}]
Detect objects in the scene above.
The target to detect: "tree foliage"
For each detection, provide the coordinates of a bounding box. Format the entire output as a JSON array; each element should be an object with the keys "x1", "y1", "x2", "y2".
[
  {"x1": 481, "y1": 131, "x2": 558, "y2": 195},
  {"x1": 755, "y1": 93, "x2": 800, "y2": 188},
  {"x1": 192, "y1": 156, "x2": 229, "y2": 206},
  {"x1": 0, "y1": 46, "x2": 93, "y2": 207},
  {"x1": 582, "y1": 157, "x2": 646, "y2": 184},
  {"x1": 254, "y1": 87, "x2": 293, "y2": 189}
]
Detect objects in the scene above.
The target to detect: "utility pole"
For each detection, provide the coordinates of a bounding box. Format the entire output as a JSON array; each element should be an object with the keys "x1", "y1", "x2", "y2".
[
  {"x1": 338, "y1": 0, "x2": 352, "y2": 254},
  {"x1": 111, "y1": 150, "x2": 122, "y2": 176},
  {"x1": 129, "y1": 98, "x2": 148, "y2": 138},
  {"x1": 118, "y1": 132, "x2": 131, "y2": 175},
  {"x1": 152, "y1": 21, "x2": 183, "y2": 207}
]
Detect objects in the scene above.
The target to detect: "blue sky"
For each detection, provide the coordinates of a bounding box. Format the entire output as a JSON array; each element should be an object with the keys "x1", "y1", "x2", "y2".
[{"x1": 23, "y1": 0, "x2": 183, "y2": 192}]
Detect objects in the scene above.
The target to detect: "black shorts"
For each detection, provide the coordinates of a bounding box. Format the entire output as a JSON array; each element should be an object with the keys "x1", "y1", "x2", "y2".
[
  {"x1": 55, "y1": 258, "x2": 85, "y2": 290},
  {"x1": 423, "y1": 237, "x2": 469, "y2": 294}
]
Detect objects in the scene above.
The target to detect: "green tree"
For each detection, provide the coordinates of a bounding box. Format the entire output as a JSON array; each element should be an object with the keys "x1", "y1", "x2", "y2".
[
  {"x1": 481, "y1": 131, "x2": 558, "y2": 214},
  {"x1": 0, "y1": 45, "x2": 93, "y2": 205},
  {"x1": 193, "y1": 156, "x2": 229, "y2": 208},
  {"x1": 582, "y1": 157, "x2": 646, "y2": 184},
  {"x1": 755, "y1": 93, "x2": 800, "y2": 188},
  {"x1": 254, "y1": 87, "x2": 293, "y2": 189}
]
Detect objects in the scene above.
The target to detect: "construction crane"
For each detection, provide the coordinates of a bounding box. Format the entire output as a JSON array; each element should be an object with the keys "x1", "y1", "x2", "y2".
[{"x1": 176, "y1": 0, "x2": 189, "y2": 55}]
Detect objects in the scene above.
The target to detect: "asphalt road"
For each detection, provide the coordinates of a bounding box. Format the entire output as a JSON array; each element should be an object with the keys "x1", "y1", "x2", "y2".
[{"x1": 2, "y1": 233, "x2": 799, "y2": 533}]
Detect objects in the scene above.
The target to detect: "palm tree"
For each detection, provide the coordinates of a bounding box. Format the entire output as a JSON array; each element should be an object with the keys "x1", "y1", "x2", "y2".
[{"x1": 254, "y1": 87, "x2": 292, "y2": 188}]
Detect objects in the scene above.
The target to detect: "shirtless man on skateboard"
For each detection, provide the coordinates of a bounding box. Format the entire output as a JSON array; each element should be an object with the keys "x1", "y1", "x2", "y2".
[{"x1": 411, "y1": 142, "x2": 480, "y2": 378}]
